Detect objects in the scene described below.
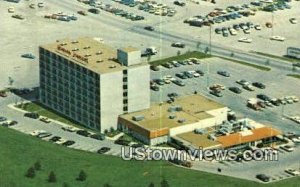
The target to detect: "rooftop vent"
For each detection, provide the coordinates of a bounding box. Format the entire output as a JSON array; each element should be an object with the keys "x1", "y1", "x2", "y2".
[
  {"x1": 96, "y1": 60, "x2": 103, "y2": 63},
  {"x1": 60, "y1": 42, "x2": 67, "y2": 46},
  {"x1": 132, "y1": 115, "x2": 144, "y2": 121},
  {"x1": 84, "y1": 54, "x2": 92, "y2": 57},
  {"x1": 83, "y1": 46, "x2": 91, "y2": 49},
  {"x1": 109, "y1": 65, "x2": 116, "y2": 69},
  {"x1": 72, "y1": 48, "x2": 79, "y2": 51},
  {"x1": 96, "y1": 51, "x2": 103, "y2": 55}
]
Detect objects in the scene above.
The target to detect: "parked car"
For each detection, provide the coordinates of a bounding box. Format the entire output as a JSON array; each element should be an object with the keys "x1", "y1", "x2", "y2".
[
  {"x1": 171, "y1": 42, "x2": 185, "y2": 48},
  {"x1": 97, "y1": 147, "x2": 111, "y2": 154},
  {"x1": 257, "y1": 94, "x2": 271, "y2": 101},
  {"x1": 76, "y1": 130, "x2": 91, "y2": 137},
  {"x1": 210, "y1": 90, "x2": 223, "y2": 97},
  {"x1": 236, "y1": 79, "x2": 250, "y2": 86},
  {"x1": 115, "y1": 139, "x2": 130, "y2": 146},
  {"x1": 24, "y1": 112, "x2": 39, "y2": 119},
  {"x1": 62, "y1": 140, "x2": 75, "y2": 146},
  {"x1": 270, "y1": 36, "x2": 285, "y2": 41},
  {"x1": 195, "y1": 70, "x2": 204, "y2": 76},
  {"x1": 256, "y1": 174, "x2": 270, "y2": 182},
  {"x1": 37, "y1": 132, "x2": 52, "y2": 138},
  {"x1": 238, "y1": 37, "x2": 252, "y2": 43},
  {"x1": 144, "y1": 26, "x2": 154, "y2": 31},
  {"x1": 0, "y1": 116, "x2": 7, "y2": 122},
  {"x1": 285, "y1": 168, "x2": 300, "y2": 176},
  {"x1": 78, "y1": 10, "x2": 87, "y2": 16},
  {"x1": 290, "y1": 18, "x2": 297, "y2": 24},
  {"x1": 168, "y1": 92, "x2": 179, "y2": 98},
  {"x1": 61, "y1": 126, "x2": 79, "y2": 132},
  {"x1": 0, "y1": 91, "x2": 7, "y2": 97},
  {"x1": 172, "y1": 80, "x2": 185, "y2": 86},
  {"x1": 229, "y1": 87, "x2": 242, "y2": 94},
  {"x1": 280, "y1": 145, "x2": 294, "y2": 152},
  {"x1": 21, "y1": 53, "x2": 35, "y2": 59},
  {"x1": 12, "y1": 14, "x2": 24, "y2": 20},
  {"x1": 150, "y1": 84, "x2": 159, "y2": 91},
  {"x1": 90, "y1": 134, "x2": 105, "y2": 140},
  {"x1": 252, "y1": 82, "x2": 266, "y2": 89},
  {"x1": 88, "y1": 8, "x2": 100, "y2": 14},
  {"x1": 49, "y1": 136, "x2": 61, "y2": 142},
  {"x1": 243, "y1": 84, "x2": 255, "y2": 91},
  {"x1": 217, "y1": 70, "x2": 230, "y2": 77},
  {"x1": 150, "y1": 65, "x2": 159, "y2": 71},
  {"x1": 174, "y1": 1, "x2": 185, "y2": 6},
  {"x1": 40, "y1": 117, "x2": 51, "y2": 123}
]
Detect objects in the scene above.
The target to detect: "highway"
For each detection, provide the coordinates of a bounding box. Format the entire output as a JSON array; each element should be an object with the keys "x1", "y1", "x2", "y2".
[{"x1": 49, "y1": 0, "x2": 298, "y2": 73}]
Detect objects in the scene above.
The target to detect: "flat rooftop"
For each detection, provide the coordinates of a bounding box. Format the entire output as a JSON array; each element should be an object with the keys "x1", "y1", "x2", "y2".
[
  {"x1": 40, "y1": 38, "x2": 142, "y2": 74},
  {"x1": 217, "y1": 127, "x2": 281, "y2": 148},
  {"x1": 176, "y1": 131, "x2": 221, "y2": 149},
  {"x1": 120, "y1": 94, "x2": 225, "y2": 131}
]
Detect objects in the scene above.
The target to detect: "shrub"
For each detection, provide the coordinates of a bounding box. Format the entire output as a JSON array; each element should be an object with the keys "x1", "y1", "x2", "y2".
[
  {"x1": 25, "y1": 167, "x2": 35, "y2": 178},
  {"x1": 48, "y1": 171, "x2": 56, "y2": 183},
  {"x1": 77, "y1": 170, "x2": 87, "y2": 181}
]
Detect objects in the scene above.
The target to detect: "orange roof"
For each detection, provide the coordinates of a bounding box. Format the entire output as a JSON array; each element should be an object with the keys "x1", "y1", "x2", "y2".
[{"x1": 217, "y1": 127, "x2": 281, "y2": 148}]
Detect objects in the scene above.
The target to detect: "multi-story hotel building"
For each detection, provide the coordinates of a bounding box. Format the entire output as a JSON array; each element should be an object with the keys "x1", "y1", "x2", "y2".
[{"x1": 39, "y1": 38, "x2": 150, "y2": 132}]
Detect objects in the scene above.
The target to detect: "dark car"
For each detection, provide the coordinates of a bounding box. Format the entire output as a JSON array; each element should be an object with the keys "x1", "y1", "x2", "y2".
[
  {"x1": 21, "y1": 53, "x2": 35, "y2": 59},
  {"x1": 24, "y1": 112, "x2": 39, "y2": 119},
  {"x1": 131, "y1": 143, "x2": 144, "y2": 148},
  {"x1": 168, "y1": 92, "x2": 179, "y2": 98},
  {"x1": 176, "y1": 73, "x2": 187, "y2": 79},
  {"x1": 196, "y1": 70, "x2": 204, "y2": 76},
  {"x1": 62, "y1": 140, "x2": 75, "y2": 146},
  {"x1": 257, "y1": 94, "x2": 271, "y2": 101},
  {"x1": 252, "y1": 82, "x2": 266, "y2": 89},
  {"x1": 49, "y1": 136, "x2": 61, "y2": 142},
  {"x1": 171, "y1": 42, "x2": 185, "y2": 48},
  {"x1": 97, "y1": 147, "x2": 111, "y2": 154},
  {"x1": 88, "y1": 8, "x2": 100, "y2": 14},
  {"x1": 90, "y1": 134, "x2": 105, "y2": 140},
  {"x1": 150, "y1": 65, "x2": 159, "y2": 71},
  {"x1": 0, "y1": 116, "x2": 7, "y2": 122},
  {"x1": 174, "y1": 1, "x2": 185, "y2": 6},
  {"x1": 229, "y1": 87, "x2": 242, "y2": 94},
  {"x1": 2, "y1": 120, "x2": 18, "y2": 127},
  {"x1": 76, "y1": 130, "x2": 91, "y2": 137},
  {"x1": 183, "y1": 71, "x2": 193, "y2": 78},
  {"x1": 114, "y1": 139, "x2": 131, "y2": 146},
  {"x1": 256, "y1": 174, "x2": 270, "y2": 182},
  {"x1": 172, "y1": 80, "x2": 185, "y2": 86},
  {"x1": 144, "y1": 26, "x2": 154, "y2": 31},
  {"x1": 210, "y1": 90, "x2": 223, "y2": 97},
  {"x1": 217, "y1": 70, "x2": 230, "y2": 77}
]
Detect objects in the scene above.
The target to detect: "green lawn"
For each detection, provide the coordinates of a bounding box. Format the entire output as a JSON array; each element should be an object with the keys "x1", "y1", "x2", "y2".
[
  {"x1": 219, "y1": 57, "x2": 271, "y2": 71},
  {"x1": 1, "y1": 127, "x2": 300, "y2": 187},
  {"x1": 150, "y1": 51, "x2": 211, "y2": 66},
  {"x1": 16, "y1": 102, "x2": 97, "y2": 133},
  {"x1": 287, "y1": 74, "x2": 300, "y2": 80},
  {"x1": 252, "y1": 51, "x2": 300, "y2": 63}
]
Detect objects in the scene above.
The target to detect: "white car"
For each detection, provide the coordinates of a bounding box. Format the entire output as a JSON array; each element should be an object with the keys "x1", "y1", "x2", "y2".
[
  {"x1": 30, "y1": 130, "x2": 46, "y2": 136},
  {"x1": 238, "y1": 37, "x2": 252, "y2": 43},
  {"x1": 254, "y1": 25, "x2": 262, "y2": 30},
  {"x1": 280, "y1": 145, "x2": 294, "y2": 152},
  {"x1": 61, "y1": 126, "x2": 79, "y2": 132},
  {"x1": 8, "y1": 7, "x2": 14, "y2": 13},
  {"x1": 285, "y1": 168, "x2": 300, "y2": 176},
  {"x1": 243, "y1": 84, "x2": 255, "y2": 91},
  {"x1": 270, "y1": 36, "x2": 285, "y2": 41},
  {"x1": 187, "y1": 71, "x2": 200, "y2": 77},
  {"x1": 55, "y1": 138, "x2": 67, "y2": 145},
  {"x1": 289, "y1": 96, "x2": 299, "y2": 102},
  {"x1": 290, "y1": 18, "x2": 297, "y2": 24},
  {"x1": 229, "y1": 28, "x2": 237, "y2": 35},
  {"x1": 291, "y1": 137, "x2": 300, "y2": 143}
]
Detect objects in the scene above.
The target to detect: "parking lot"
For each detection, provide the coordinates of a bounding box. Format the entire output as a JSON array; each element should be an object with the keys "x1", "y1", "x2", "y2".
[
  {"x1": 150, "y1": 57, "x2": 300, "y2": 134},
  {"x1": 190, "y1": 143, "x2": 300, "y2": 183}
]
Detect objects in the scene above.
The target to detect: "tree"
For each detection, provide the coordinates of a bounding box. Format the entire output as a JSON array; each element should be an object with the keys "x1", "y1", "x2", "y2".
[
  {"x1": 34, "y1": 161, "x2": 41, "y2": 171},
  {"x1": 177, "y1": 50, "x2": 181, "y2": 56},
  {"x1": 62, "y1": 182, "x2": 70, "y2": 187},
  {"x1": 8, "y1": 76, "x2": 14, "y2": 86},
  {"x1": 161, "y1": 178, "x2": 169, "y2": 187},
  {"x1": 104, "y1": 129, "x2": 108, "y2": 134},
  {"x1": 103, "y1": 184, "x2": 112, "y2": 187},
  {"x1": 196, "y1": 42, "x2": 201, "y2": 50},
  {"x1": 25, "y1": 167, "x2": 35, "y2": 178},
  {"x1": 109, "y1": 127, "x2": 114, "y2": 133},
  {"x1": 149, "y1": 182, "x2": 155, "y2": 187},
  {"x1": 48, "y1": 171, "x2": 56, "y2": 183},
  {"x1": 230, "y1": 52, "x2": 234, "y2": 57},
  {"x1": 204, "y1": 47, "x2": 210, "y2": 54},
  {"x1": 265, "y1": 59, "x2": 270, "y2": 65},
  {"x1": 77, "y1": 170, "x2": 87, "y2": 181}
]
